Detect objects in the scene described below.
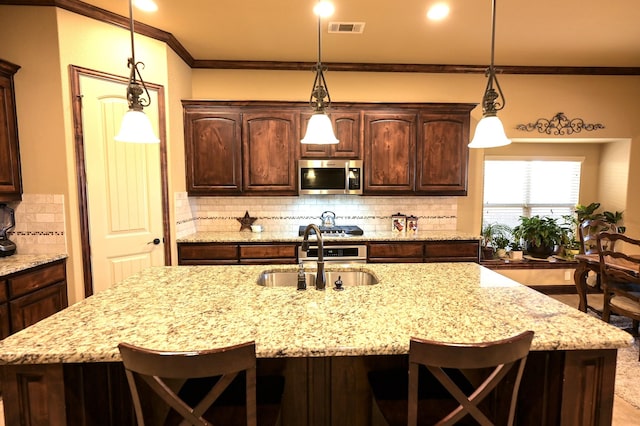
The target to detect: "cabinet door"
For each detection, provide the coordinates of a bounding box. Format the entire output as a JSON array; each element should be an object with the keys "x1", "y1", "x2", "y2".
[
  {"x1": 417, "y1": 112, "x2": 470, "y2": 195},
  {"x1": 10, "y1": 282, "x2": 67, "y2": 333},
  {"x1": 0, "y1": 303, "x2": 9, "y2": 339},
  {"x1": 363, "y1": 112, "x2": 416, "y2": 193},
  {"x1": 177, "y1": 243, "x2": 239, "y2": 265},
  {"x1": 243, "y1": 111, "x2": 299, "y2": 194},
  {"x1": 184, "y1": 109, "x2": 242, "y2": 194},
  {"x1": 300, "y1": 110, "x2": 361, "y2": 158},
  {"x1": 0, "y1": 60, "x2": 22, "y2": 202}
]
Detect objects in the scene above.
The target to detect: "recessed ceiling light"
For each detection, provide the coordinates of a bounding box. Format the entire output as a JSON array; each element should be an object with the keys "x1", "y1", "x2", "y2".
[
  {"x1": 427, "y1": 2, "x2": 450, "y2": 21},
  {"x1": 313, "y1": 1, "x2": 335, "y2": 18},
  {"x1": 134, "y1": 0, "x2": 158, "y2": 12}
]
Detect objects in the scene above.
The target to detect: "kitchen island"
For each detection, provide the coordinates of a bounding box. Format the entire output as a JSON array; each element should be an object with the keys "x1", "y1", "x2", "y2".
[{"x1": 0, "y1": 262, "x2": 632, "y2": 425}]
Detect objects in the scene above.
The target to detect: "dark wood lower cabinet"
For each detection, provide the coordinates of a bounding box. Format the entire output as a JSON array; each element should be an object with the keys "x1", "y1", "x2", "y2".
[
  {"x1": 9, "y1": 282, "x2": 67, "y2": 332},
  {"x1": 367, "y1": 240, "x2": 480, "y2": 263},
  {"x1": 178, "y1": 241, "x2": 481, "y2": 265},
  {"x1": 239, "y1": 244, "x2": 297, "y2": 264},
  {"x1": 0, "y1": 349, "x2": 616, "y2": 425},
  {"x1": 178, "y1": 243, "x2": 297, "y2": 265},
  {"x1": 0, "y1": 259, "x2": 68, "y2": 336}
]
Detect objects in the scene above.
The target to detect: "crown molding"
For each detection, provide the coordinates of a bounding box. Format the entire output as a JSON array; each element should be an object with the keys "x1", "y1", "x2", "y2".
[{"x1": 2, "y1": 0, "x2": 639, "y2": 76}]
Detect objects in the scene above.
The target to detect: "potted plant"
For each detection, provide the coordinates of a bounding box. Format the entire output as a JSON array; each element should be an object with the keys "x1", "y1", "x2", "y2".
[
  {"x1": 508, "y1": 241, "x2": 523, "y2": 260},
  {"x1": 602, "y1": 210, "x2": 626, "y2": 234},
  {"x1": 560, "y1": 213, "x2": 580, "y2": 258},
  {"x1": 512, "y1": 215, "x2": 564, "y2": 259},
  {"x1": 481, "y1": 223, "x2": 512, "y2": 260},
  {"x1": 575, "y1": 202, "x2": 601, "y2": 222},
  {"x1": 493, "y1": 235, "x2": 510, "y2": 258}
]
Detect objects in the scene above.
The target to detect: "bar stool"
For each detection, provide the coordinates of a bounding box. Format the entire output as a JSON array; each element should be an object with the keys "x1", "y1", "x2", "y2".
[
  {"x1": 118, "y1": 341, "x2": 284, "y2": 426},
  {"x1": 368, "y1": 331, "x2": 534, "y2": 425}
]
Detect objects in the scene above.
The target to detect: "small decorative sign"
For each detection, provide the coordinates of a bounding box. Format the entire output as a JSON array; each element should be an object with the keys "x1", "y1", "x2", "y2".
[
  {"x1": 407, "y1": 215, "x2": 418, "y2": 235},
  {"x1": 391, "y1": 213, "x2": 406, "y2": 233}
]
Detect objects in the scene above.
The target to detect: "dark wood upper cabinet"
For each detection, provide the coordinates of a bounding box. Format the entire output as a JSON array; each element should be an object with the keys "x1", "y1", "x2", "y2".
[
  {"x1": 183, "y1": 109, "x2": 242, "y2": 194},
  {"x1": 417, "y1": 107, "x2": 473, "y2": 195},
  {"x1": 182, "y1": 101, "x2": 473, "y2": 196},
  {"x1": 242, "y1": 111, "x2": 299, "y2": 194},
  {"x1": 300, "y1": 110, "x2": 361, "y2": 158},
  {"x1": 363, "y1": 112, "x2": 417, "y2": 194},
  {"x1": 0, "y1": 59, "x2": 23, "y2": 202}
]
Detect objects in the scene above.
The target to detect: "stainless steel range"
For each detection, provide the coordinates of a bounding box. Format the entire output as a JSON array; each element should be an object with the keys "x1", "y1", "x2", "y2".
[
  {"x1": 297, "y1": 225, "x2": 364, "y2": 236},
  {"x1": 298, "y1": 244, "x2": 367, "y2": 263}
]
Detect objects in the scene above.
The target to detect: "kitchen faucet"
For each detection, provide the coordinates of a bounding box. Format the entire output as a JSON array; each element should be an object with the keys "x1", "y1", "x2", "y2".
[{"x1": 301, "y1": 224, "x2": 326, "y2": 290}]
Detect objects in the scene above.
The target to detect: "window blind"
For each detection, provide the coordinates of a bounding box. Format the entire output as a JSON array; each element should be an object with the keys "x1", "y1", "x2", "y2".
[{"x1": 483, "y1": 160, "x2": 581, "y2": 229}]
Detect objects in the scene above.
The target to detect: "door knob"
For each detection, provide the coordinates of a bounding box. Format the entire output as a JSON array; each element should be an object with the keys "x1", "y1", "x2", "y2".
[{"x1": 148, "y1": 238, "x2": 161, "y2": 245}]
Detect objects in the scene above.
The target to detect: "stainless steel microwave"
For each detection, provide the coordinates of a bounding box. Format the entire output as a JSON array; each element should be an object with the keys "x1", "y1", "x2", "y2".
[{"x1": 298, "y1": 159, "x2": 363, "y2": 195}]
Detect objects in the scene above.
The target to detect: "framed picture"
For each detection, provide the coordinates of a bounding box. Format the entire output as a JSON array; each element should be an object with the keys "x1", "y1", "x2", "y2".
[{"x1": 391, "y1": 213, "x2": 406, "y2": 233}]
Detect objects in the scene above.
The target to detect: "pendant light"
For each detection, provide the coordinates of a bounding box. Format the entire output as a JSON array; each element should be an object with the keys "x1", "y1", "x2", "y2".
[
  {"x1": 114, "y1": 0, "x2": 160, "y2": 143},
  {"x1": 301, "y1": 2, "x2": 339, "y2": 145},
  {"x1": 468, "y1": 0, "x2": 511, "y2": 149}
]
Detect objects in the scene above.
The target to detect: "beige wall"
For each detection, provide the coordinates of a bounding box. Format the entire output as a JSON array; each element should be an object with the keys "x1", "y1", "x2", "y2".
[
  {"x1": 598, "y1": 140, "x2": 630, "y2": 214},
  {"x1": 191, "y1": 69, "x2": 640, "y2": 236},
  {"x1": 165, "y1": 49, "x2": 192, "y2": 264},
  {"x1": 2, "y1": 5, "x2": 640, "y2": 299},
  {"x1": 0, "y1": 5, "x2": 192, "y2": 303}
]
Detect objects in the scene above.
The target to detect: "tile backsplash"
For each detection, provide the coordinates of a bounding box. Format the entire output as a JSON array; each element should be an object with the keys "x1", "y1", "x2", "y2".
[
  {"x1": 3, "y1": 194, "x2": 67, "y2": 254},
  {"x1": 175, "y1": 192, "x2": 457, "y2": 237}
]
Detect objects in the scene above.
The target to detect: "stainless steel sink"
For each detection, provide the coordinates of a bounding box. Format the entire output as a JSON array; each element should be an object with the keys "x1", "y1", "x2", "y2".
[{"x1": 257, "y1": 270, "x2": 379, "y2": 288}]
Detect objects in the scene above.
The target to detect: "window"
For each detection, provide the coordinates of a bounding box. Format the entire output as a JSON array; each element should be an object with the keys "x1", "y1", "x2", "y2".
[{"x1": 482, "y1": 158, "x2": 582, "y2": 229}]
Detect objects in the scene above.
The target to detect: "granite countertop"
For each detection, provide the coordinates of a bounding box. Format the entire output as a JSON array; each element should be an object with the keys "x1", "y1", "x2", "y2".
[
  {"x1": 177, "y1": 230, "x2": 482, "y2": 243},
  {"x1": 0, "y1": 262, "x2": 631, "y2": 365},
  {"x1": 0, "y1": 253, "x2": 68, "y2": 277}
]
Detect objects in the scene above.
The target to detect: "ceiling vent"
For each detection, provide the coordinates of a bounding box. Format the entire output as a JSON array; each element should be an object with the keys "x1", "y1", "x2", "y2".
[{"x1": 328, "y1": 22, "x2": 366, "y2": 34}]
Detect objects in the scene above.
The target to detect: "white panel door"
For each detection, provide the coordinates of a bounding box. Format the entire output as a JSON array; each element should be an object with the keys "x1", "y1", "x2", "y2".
[{"x1": 80, "y1": 75, "x2": 164, "y2": 294}]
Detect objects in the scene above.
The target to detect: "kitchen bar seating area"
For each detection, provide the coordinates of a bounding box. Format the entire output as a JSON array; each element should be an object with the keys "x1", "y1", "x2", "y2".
[{"x1": 0, "y1": 262, "x2": 633, "y2": 425}]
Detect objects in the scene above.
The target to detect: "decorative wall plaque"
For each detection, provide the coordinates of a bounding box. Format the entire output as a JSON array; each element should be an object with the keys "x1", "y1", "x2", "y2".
[{"x1": 516, "y1": 112, "x2": 604, "y2": 135}]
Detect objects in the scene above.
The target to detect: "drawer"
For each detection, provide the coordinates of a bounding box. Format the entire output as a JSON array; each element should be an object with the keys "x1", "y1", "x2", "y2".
[
  {"x1": 367, "y1": 242, "x2": 424, "y2": 258},
  {"x1": 8, "y1": 262, "x2": 66, "y2": 298},
  {"x1": 178, "y1": 244, "x2": 238, "y2": 262},
  {"x1": 424, "y1": 241, "x2": 480, "y2": 261},
  {"x1": 240, "y1": 244, "x2": 297, "y2": 259}
]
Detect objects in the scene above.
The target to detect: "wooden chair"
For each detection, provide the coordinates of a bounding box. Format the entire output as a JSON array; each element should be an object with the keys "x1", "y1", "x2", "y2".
[
  {"x1": 369, "y1": 331, "x2": 534, "y2": 426},
  {"x1": 118, "y1": 341, "x2": 284, "y2": 426},
  {"x1": 574, "y1": 219, "x2": 618, "y2": 314},
  {"x1": 597, "y1": 232, "x2": 640, "y2": 358}
]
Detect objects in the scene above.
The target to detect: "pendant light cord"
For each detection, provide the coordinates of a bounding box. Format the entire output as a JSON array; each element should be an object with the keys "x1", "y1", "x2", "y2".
[
  {"x1": 308, "y1": 12, "x2": 331, "y2": 111},
  {"x1": 125, "y1": 0, "x2": 153, "y2": 110},
  {"x1": 317, "y1": 15, "x2": 322, "y2": 66},
  {"x1": 128, "y1": 0, "x2": 137, "y2": 83},
  {"x1": 482, "y1": 0, "x2": 505, "y2": 115}
]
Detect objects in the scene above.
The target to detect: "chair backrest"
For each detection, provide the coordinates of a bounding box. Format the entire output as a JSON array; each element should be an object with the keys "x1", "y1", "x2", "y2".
[
  {"x1": 597, "y1": 232, "x2": 640, "y2": 286},
  {"x1": 407, "y1": 330, "x2": 534, "y2": 426},
  {"x1": 118, "y1": 341, "x2": 257, "y2": 426},
  {"x1": 579, "y1": 219, "x2": 617, "y2": 255}
]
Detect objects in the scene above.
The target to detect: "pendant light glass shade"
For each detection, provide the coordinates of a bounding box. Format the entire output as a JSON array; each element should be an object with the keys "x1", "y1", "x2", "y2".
[
  {"x1": 301, "y1": 5, "x2": 339, "y2": 145},
  {"x1": 116, "y1": 0, "x2": 160, "y2": 144},
  {"x1": 301, "y1": 112, "x2": 339, "y2": 144},
  {"x1": 468, "y1": 115, "x2": 510, "y2": 148},
  {"x1": 468, "y1": 0, "x2": 511, "y2": 149},
  {"x1": 115, "y1": 110, "x2": 160, "y2": 143}
]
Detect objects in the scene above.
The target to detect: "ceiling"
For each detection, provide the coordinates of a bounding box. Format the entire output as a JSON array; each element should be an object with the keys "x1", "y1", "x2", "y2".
[{"x1": 79, "y1": 0, "x2": 640, "y2": 69}]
